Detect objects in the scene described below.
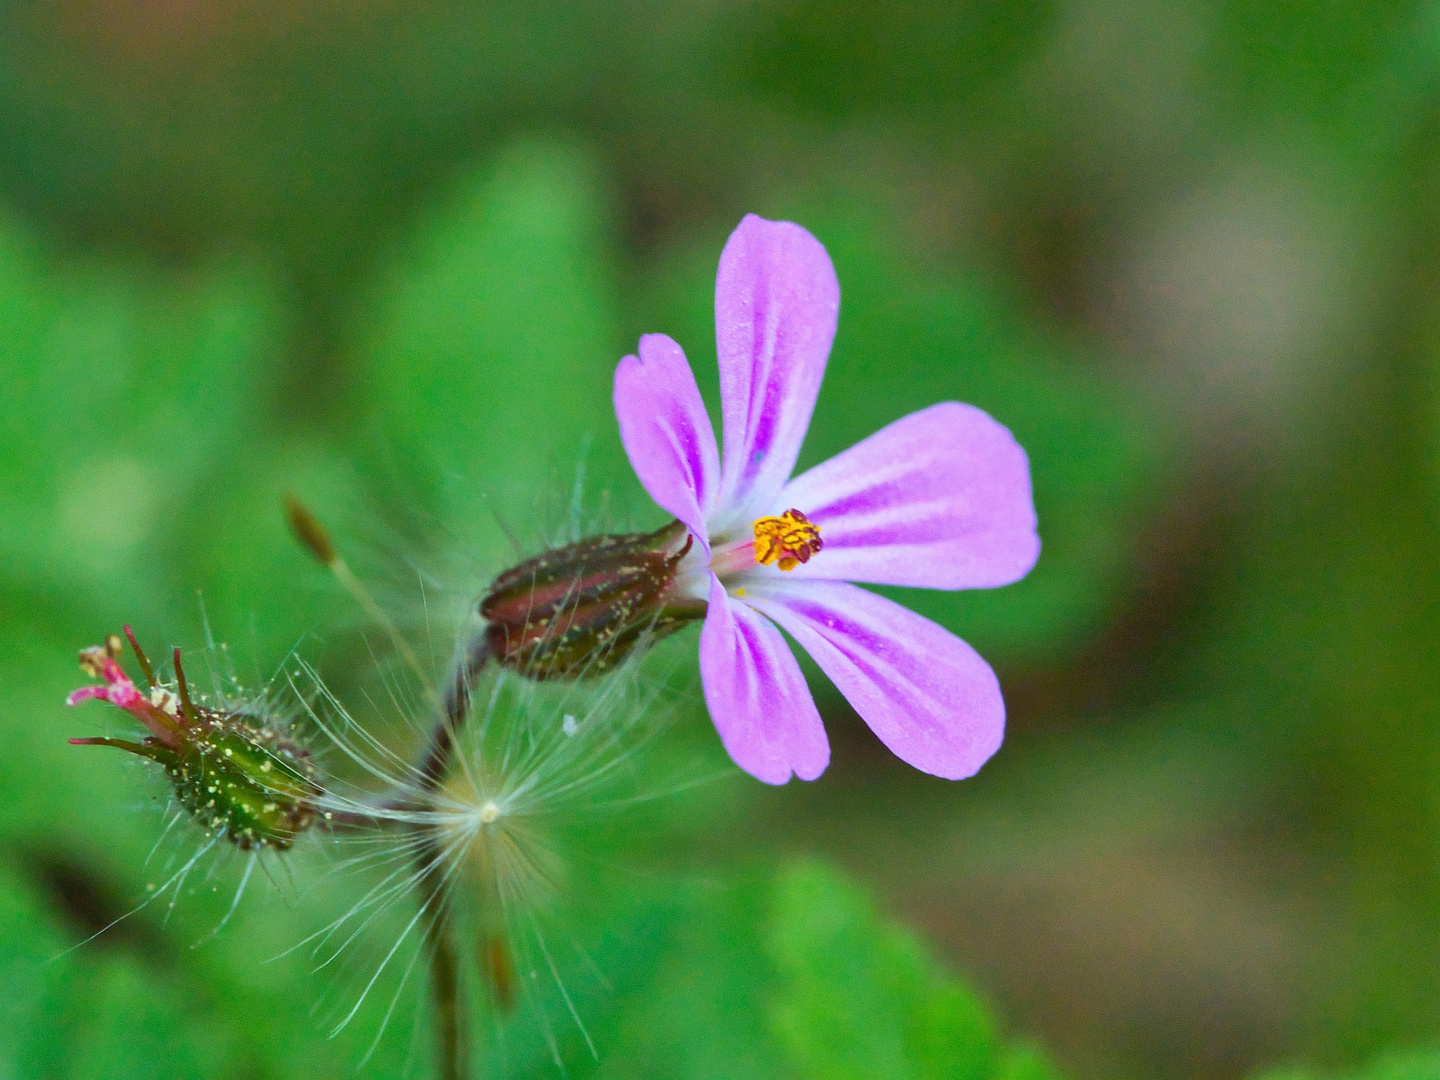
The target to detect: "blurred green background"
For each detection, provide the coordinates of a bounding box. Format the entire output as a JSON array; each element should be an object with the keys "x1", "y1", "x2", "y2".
[{"x1": 6, "y1": 1, "x2": 1440, "y2": 1078}]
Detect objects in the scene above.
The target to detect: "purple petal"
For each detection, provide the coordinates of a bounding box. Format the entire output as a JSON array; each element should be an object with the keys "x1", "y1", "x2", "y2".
[
  {"x1": 65, "y1": 686, "x2": 108, "y2": 707},
  {"x1": 778, "y1": 401, "x2": 1039, "y2": 589},
  {"x1": 714, "y1": 215, "x2": 839, "y2": 526},
  {"x1": 614, "y1": 334, "x2": 720, "y2": 547},
  {"x1": 745, "y1": 578, "x2": 1004, "y2": 780},
  {"x1": 698, "y1": 574, "x2": 829, "y2": 784}
]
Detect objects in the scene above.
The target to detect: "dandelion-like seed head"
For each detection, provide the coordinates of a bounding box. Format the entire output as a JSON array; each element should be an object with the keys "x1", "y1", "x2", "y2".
[{"x1": 292, "y1": 646, "x2": 694, "y2": 1060}]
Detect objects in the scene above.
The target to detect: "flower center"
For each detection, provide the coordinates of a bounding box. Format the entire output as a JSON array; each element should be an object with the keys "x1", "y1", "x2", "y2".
[{"x1": 752, "y1": 509, "x2": 823, "y2": 571}]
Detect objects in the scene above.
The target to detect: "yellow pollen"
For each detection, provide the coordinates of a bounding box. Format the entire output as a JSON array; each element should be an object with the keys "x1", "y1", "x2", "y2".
[{"x1": 753, "y1": 509, "x2": 823, "y2": 572}]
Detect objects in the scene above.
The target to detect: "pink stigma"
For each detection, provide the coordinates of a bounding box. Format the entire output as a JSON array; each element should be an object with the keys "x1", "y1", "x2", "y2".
[{"x1": 69, "y1": 646, "x2": 145, "y2": 711}]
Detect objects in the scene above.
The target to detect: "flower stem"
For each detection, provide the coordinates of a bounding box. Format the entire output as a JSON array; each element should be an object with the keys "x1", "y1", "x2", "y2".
[
  {"x1": 284, "y1": 497, "x2": 496, "y2": 1075},
  {"x1": 417, "y1": 828, "x2": 466, "y2": 1080},
  {"x1": 420, "y1": 635, "x2": 493, "y2": 790},
  {"x1": 413, "y1": 633, "x2": 492, "y2": 1079}
]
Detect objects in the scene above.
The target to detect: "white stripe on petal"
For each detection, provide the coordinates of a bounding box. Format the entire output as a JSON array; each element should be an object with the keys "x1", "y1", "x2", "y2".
[
  {"x1": 747, "y1": 578, "x2": 1004, "y2": 780},
  {"x1": 779, "y1": 401, "x2": 1039, "y2": 589},
  {"x1": 614, "y1": 333, "x2": 720, "y2": 549},
  {"x1": 713, "y1": 215, "x2": 839, "y2": 530},
  {"x1": 698, "y1": 574, "x2": 829, "y2": 784}
]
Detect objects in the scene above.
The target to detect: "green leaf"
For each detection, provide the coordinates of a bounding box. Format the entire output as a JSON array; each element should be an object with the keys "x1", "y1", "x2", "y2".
[
  {"x1": 57, "y1": 959, "x2": 216, "y2": 1080},
  {"x1": 0, "y1": 216, "x2": 280, "y2": 614},
  {"x1": 356, "y1": 137, "x2": 625, "y2": 554},
  {"x1": 160, "y1": 442, "x2": 368, "y2": 666},
  {"x1": 995, "y1": 1045, "x2": 1065, "y2": 1080},
  {"x1": 1208, "y1": 0, "x2": 1424, "y2": 123},
  {"x1": 458, "y1": 859, "x2": 1050, "y2": 1080},
  {"x1": 1254, "y1": 1051, "x2": 1440, "y2": 1080},
  {"x1": 767, "y1": 860, "x2": 997, "y2": 1080},
  {"x1": 740, "y1": 0, "x2": 1054, "y2": 118},
  {"x1": 0, "y1": 868, "x2": 67, "y2": 1080}
]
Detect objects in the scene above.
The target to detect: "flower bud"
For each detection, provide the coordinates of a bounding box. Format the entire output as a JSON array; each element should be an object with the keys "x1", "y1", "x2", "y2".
[
  {"x1": 67, "y1": 629, "x2": 322, "y2": 850},
  {"x1": 479, "y1": 518, "x2": 703, "y2": 679}
]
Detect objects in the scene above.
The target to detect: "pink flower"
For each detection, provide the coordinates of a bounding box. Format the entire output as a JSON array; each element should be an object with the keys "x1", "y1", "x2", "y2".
[
  {"x1": 66, "y1": 633, "x2": 177, "y2": 741},
  {"x1": 614, "y1": 214, "x2": 1040, "y2": 784}
]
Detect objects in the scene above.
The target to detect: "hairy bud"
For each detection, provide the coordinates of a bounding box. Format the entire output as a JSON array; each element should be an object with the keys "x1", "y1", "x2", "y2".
[{"x1": 479, "y1": 519, "x2": 704, "y2": 679}]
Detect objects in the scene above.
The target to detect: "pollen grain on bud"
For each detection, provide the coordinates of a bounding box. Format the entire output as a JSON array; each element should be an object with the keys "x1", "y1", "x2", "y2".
[
  {"x1": 753, "y1": 508, "x2": 823, "y2": 571},
  {"x1": 479, "y1": 518, "x2": 705, "y2": 680}
]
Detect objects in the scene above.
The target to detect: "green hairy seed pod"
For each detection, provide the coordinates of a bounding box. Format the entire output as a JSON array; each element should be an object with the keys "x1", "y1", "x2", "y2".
[
  {"x1": 479, "y1": 518, "x2": 705, "y2": 680},
  {"x1": 125, "y1": 717, "x2": 321, "y2": 851},
  {"x1": 67, "y1": 630, "x2": 323, "y2": 850}
]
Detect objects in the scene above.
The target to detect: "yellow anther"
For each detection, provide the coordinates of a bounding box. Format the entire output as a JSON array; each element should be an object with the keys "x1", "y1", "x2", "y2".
[
  {"x1": 77, "y1": 646, "x2": 108, "y2": 678},
  {"x1": 753, "y1": 509, "x2": 823, "y2": 571}
]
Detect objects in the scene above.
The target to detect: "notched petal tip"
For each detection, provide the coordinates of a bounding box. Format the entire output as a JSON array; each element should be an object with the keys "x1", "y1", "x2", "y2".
[
  {"x1": 614, "y1": 334, "x2": 719, "y2": 544},
  {"x1": 636, "y1": 331, "x2": 683, "y2": 357}
]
